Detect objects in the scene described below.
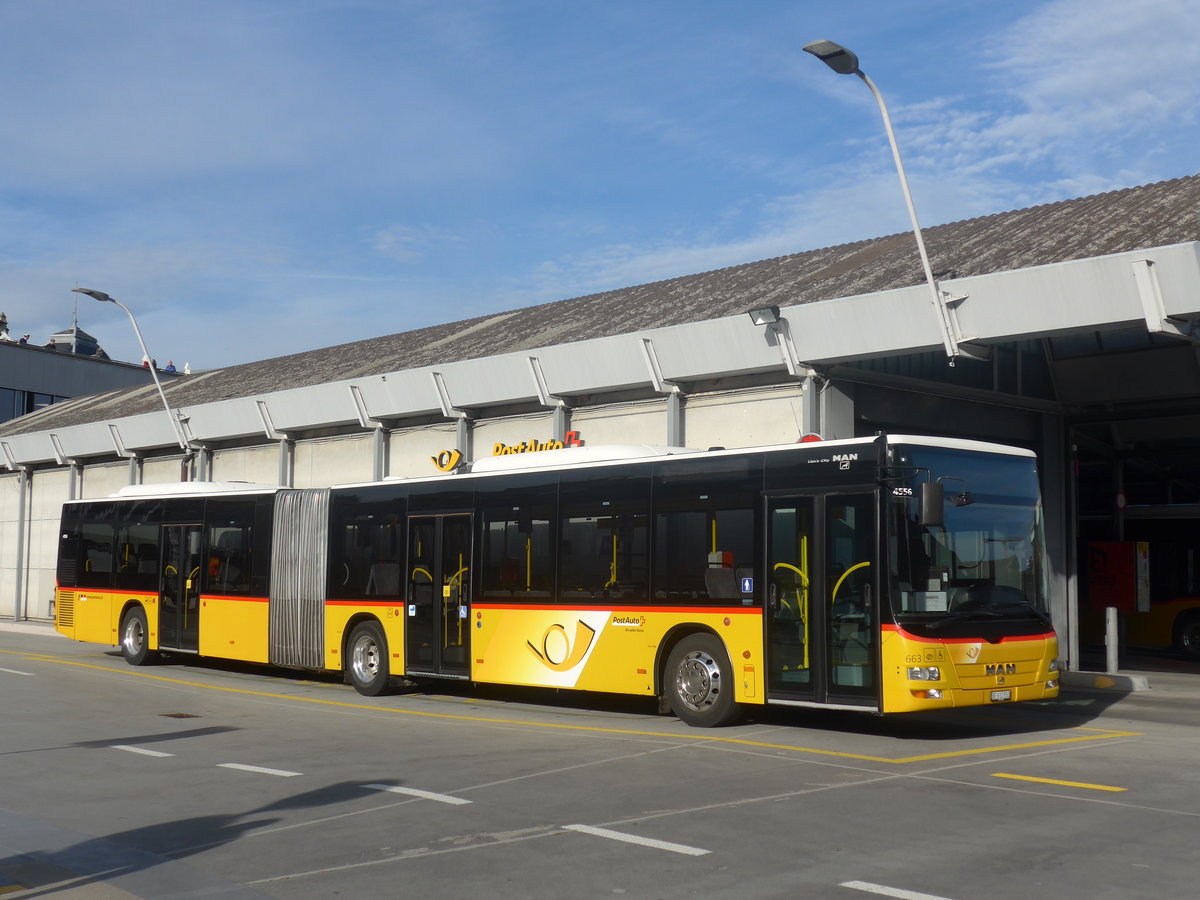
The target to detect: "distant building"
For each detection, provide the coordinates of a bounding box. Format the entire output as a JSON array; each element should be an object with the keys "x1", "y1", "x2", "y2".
[
  {"x1": 0, "y1": 311, "x2": 173, "y2": 425},
  {"x1": 45, "y1": 323, "x2": 108, "y2": 359}
]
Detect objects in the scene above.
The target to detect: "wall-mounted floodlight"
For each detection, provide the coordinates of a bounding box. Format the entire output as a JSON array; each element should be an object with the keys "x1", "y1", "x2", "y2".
[
  {"x1": 802, "y1": 40, "x2": 988, "y2": 362},
  {"x1": 747, "y1": 305, "x2": 781, "y2": 326},
  {"x1": 747, "y1": 304, "x2": 802, "y2": 376},
  {"x1": 72, "y1": 288, "x2": 193, "y2": 455}
]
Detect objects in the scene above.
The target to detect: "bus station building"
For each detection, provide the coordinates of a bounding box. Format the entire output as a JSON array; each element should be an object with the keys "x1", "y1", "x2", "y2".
[{"x1": 2, "y1": 173, "x2": 1199, "y2": 674}]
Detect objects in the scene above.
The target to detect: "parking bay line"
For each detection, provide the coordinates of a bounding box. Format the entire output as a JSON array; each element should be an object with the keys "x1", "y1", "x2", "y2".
[
  {"x1": 111, "y1": 744, "x2": 175, "y2": 758},
  {"x1": 362, "y1": 783, "x2": 471, "y2": 805},
  {"x1": 563, "y1": 824, "x2": 710, "y2": 856},
  {"x1": 991, "y1": 772, "x2": 1126, "y2": 792},
  {"x1": 0, "y1": 666, "x2": 34, "y2": 676},
  {"x1": 841, "y1": 881, "x2": 956, "y2": 900},
  {"x1": 218, "y1": 763, "x2": 303, "y2": 777}
]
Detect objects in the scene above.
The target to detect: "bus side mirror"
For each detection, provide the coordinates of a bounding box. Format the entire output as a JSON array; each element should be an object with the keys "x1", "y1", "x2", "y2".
[{"x1": 920, "y1": 482, "x2": 944, "y2": 528}]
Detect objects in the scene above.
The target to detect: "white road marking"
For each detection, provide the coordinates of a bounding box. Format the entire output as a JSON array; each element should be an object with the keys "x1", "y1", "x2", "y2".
[
  {"x1": 0, "y1": 666, "x2": 34, "y2": 676},
  {"x1": 841, "y1": 881, "x2": 957, "y2": 900},
  {"x1": 362, "y1": 783, "x2": 472, "y2": 805},
  {"x1": 111, "y1": 744, "x2": 175, "y2": 758},
  {"x1": 563, "y1": 824, "x2": 710, "y2": 856},
  {"x1": 218, "y1": 763, "x2": 302, "y2": 777}
]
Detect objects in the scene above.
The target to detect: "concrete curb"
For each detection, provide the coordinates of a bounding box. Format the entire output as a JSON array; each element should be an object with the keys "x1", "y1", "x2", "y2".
[
  {"x1": 0, "y1": 620, "x2": 60, "y2": 637},
  {"x1": 1061, "y1": 669, "x2": 1152, "y2": 692}
]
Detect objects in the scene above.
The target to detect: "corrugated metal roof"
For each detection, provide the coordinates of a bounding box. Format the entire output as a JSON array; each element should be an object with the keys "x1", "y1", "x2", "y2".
[{"x1": 5, "y1": 173, "x2": 1199, "y2": 437}]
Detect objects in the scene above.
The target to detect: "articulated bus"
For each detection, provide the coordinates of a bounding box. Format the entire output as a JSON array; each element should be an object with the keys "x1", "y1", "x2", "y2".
[{"x1": 54, "y1": 434, "x2": 1059, "y2": 727}]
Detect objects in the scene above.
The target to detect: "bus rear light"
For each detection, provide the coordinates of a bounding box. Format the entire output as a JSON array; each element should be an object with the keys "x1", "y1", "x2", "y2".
[{"x1": 907, "y1": 666, "x2": 941, "y2": 681}]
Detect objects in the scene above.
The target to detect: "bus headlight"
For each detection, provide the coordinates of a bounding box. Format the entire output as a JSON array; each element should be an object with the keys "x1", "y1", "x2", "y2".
[
  {"x1": 907, "y1": 666, "x2": 941, "y2": 681},
  {"x1": 1048, "y1": 659, "x2": 1059, "y2": 672}
]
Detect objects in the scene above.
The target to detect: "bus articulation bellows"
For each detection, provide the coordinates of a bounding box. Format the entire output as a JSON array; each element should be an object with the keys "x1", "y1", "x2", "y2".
[{"x1": 55, "y1": 434, "x2": 1059, "y2": 727}]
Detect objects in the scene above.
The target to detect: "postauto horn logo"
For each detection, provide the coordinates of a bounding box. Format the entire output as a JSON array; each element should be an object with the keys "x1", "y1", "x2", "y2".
[{"x1": 527, "y1": 620, "x2": 597, "y2": 672}]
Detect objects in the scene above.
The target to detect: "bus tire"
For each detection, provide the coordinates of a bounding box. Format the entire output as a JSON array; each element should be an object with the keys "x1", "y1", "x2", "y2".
[
  {"x1": 347, "y1": 621, "x2": 393, "y2": 696},
  {"x1": 1173, "y1": 613, "x2": 1200, "y2": 661},
  {"x1": 665, "y1": 633, "x2": 741, "y2": 727},
  {"x1": 120, "y1": 606, "x2": 158, "y2": 666}
]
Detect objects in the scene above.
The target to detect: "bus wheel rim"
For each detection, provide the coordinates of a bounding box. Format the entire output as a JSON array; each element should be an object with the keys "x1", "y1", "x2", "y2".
[
  {"x1": 123, "y1": 617, "x2": 143, "y2": 655},
  {"x1": 676, "y1": 650, "x2": 721, "y2": 711},
  {"x1": 352, "y1": 635, "x2": 380, "y2": 683},
  {"x1": 1184, "y1": 624, "x2": 1200, "y2": 654}
]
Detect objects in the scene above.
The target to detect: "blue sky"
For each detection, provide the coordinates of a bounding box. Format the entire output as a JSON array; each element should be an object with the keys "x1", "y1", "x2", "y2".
[{"x1": 1, "y1": 0, "x2": 1197, "y2": 369}]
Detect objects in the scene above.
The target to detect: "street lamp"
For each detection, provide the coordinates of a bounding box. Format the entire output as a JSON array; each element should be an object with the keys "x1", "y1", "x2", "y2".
[
  {"x1": 802, "y1": 40, "x2": 987, "y2": 362},
  {"x1": 72, "y1": 288, "x2": 193, "y2": 454}
]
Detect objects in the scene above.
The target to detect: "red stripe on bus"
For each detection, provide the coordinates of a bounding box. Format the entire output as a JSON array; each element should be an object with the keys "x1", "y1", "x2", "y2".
[
  {"x1": 472, "y1": 603, "x2": 762, "y2": 615},
  {"x1": 69, "y1": 588, "x2": 159, "y2": 598},
  {"x1": 882, "y1": 623, "x2": 1054, "y2": 643}
]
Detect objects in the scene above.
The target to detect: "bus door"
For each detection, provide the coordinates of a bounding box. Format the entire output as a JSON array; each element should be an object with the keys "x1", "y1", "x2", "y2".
[
  {"x1": 766, "y1": 493, "x2": 877, "y2": 705},
  {"x1": 405, "y1": 513, "x2": 472, "y2": 677},
  {"x1": 159, "y1": 524, "x2": 203, "y2": 652}
]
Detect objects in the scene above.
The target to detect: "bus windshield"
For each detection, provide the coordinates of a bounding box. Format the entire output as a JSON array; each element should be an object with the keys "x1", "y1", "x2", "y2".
[{"x1": 887, "y1": 444, "x2": 1051, "y2": 638}]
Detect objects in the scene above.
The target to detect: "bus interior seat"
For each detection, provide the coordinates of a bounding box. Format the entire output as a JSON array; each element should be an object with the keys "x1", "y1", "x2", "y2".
[
  {"x1": 703, "y1": 550, "x2": 740, "y2": 600},
  {"x1": 86, "y1": 548, "x2": 113, "y2": 572},
  {"x1": 704, "y1": 567, "x2": 740, "y2": 601},
  {"x1": 137, "y1": 543, "x2": 159, "y2": 574},
  {"x1": 366, "y1": 562, "x2": 401, "y2": 595}
]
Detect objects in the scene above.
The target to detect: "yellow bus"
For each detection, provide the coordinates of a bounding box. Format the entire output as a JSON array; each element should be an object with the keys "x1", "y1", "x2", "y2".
[
  {"x1": 1081, "y1": 508, "x2": 1200, "y2": 659},
  {"x1": 54, "y1": 434, "x2": 1059, "y2": 726}
]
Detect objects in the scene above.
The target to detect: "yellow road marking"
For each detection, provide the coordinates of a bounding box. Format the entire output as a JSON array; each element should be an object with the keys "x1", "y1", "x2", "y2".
[
  {"x1": 18, "y1": 653, "x2": 1139, "y2": 765},
  {"x1": 991, "y1": 772, "x2": 1126, "y2": 792}
]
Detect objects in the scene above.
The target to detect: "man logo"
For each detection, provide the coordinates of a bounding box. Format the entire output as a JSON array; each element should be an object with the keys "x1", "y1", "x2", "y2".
[{"x1": 527, "y1": 620, "x2": 597, "y2": 672}]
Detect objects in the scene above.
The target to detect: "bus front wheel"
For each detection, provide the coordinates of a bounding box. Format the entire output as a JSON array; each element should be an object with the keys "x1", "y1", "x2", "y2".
[
  {"x1": 120, "y1": 606, "x2": 158, "y2": 666},
  {"x1": 346, "y1": 621, "x2": 393, "y2": 696},
  {"x1": 665, "y1": 634, "x2": 741, "y2": 727}
]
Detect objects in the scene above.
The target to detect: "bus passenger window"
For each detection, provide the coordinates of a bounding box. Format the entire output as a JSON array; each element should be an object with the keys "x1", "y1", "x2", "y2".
[
  {"x1": 114, "y1": 523, "x2": 159, "y2": 592},
  {"x1": 559, "y1": 471, "x2": 649, "y2": 602},
  {"x1": 78, "y1": 522, "x2": 115, "y2": 588}
]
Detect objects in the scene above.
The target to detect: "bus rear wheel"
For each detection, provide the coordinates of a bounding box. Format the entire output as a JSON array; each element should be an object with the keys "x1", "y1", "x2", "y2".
[
  {"x1": 120, "y1": 606, "x2": 158, "y2": 666},
  {"x1": 665, "y1": 634, "x2": 740, "y2": 727},
  {"x1": 1173, "y1": 613, "x2": 1200, "y2": 661},
  {"x1": 347, "y1": 621, "x2": 393, "y2": 696}
]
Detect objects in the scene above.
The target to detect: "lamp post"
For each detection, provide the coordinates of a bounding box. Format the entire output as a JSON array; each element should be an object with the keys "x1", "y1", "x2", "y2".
[
  {"x1": 802, "y1": 40, "x2": 985, "y2": 362},
  {"x1": 72, "y1": 288, "x2": 193, "y2": 456}
]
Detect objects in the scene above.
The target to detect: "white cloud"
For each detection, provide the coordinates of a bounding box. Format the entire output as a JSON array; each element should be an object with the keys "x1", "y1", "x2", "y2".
[
  {"x1": 370, "y1": 225, "x2": 461, "y2": 264},
  {"x1": 900, "y1": 0, "x2": 1200, "y2": 189}
]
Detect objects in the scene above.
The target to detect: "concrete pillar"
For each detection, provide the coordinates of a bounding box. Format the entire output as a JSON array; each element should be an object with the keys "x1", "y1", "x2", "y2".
[
  {"x1": 372, "y1": 426, "x2": 389, "y2": 482},
  {"x1": 666, "y1": 390, "x2": 684, "y2": 447},
  {"x1": 11, "y1": 467, "x2": 29, "y2": 621},
  {"x1": 1041, "y1": 413, "x2": 1073, "y2": 669},
  {"x1": 552, "y1": 404, "x2": 570, "y2": 443},
  {"x1": 278, "y1": 437, "x2": 294, "y2": 488},
  {"x1": 456, "y1": 416, "x2": 474, "y2": 462}
]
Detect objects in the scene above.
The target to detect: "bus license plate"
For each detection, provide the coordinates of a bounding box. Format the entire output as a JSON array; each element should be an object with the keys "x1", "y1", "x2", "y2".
[{"x1": 990, "y1": 689, "x2": 1012, "y2": 702}]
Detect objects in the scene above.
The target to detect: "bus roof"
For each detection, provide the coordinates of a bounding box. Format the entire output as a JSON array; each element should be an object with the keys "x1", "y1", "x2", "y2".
[
  {"x1": 108, "y1": 481, "x2": 280, "y2": 500},
  {"x1": 64, "y1": 435, "x2": 1034, "y2": 503}
]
